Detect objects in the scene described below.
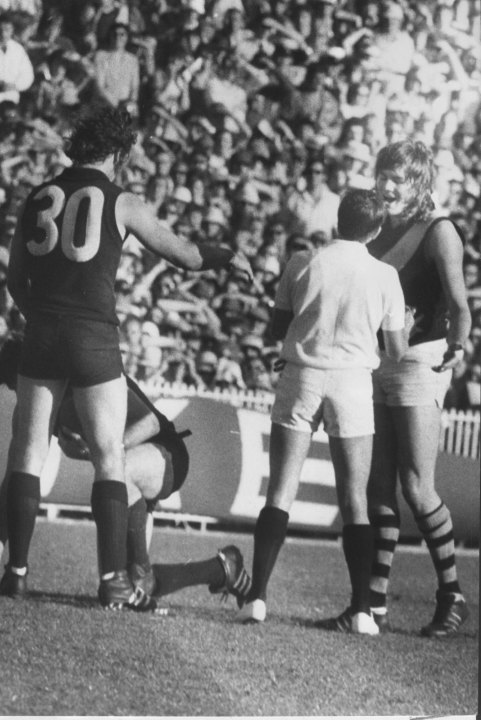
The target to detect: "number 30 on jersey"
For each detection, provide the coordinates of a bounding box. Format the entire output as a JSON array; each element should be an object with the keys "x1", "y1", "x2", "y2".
[{"x1": 27, "y1": 185, "x2": 104, "y2": 263}]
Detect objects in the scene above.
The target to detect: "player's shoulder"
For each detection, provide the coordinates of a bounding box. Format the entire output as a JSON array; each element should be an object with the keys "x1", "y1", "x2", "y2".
[
  {"x1": 423, "y1": 212, "x2": 465, "y2": 257},
  {"x1": 116, "y1": 189, "x2": 150, "y2": 219},
  {"x1": 424, "y1": 212, "x2": 463, "y2": 239}
]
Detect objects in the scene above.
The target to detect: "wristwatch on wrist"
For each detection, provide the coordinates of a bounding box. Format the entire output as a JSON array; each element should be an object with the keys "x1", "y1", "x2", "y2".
[{"x1": 448, "y1": 343, "x2": 464, "y2": 353}]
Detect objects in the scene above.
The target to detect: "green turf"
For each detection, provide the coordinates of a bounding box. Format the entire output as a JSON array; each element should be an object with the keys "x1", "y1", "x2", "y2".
[{"x1": 0, "y1": 520, "x2": 478, "y2": 716}]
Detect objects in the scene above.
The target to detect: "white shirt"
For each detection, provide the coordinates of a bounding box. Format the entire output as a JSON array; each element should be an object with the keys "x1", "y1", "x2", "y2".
[
  {"x1": 0, "y1": 38, "x2": 34, "y2": 103},
  {"x1": 287, "y1": 186, "x2": 340, "y2": 239},
  {"x1": 275, "y1": 241, "x2": 405, "y2": 370},
  {"x1": 94, "y1": 49, "x2": 140, "y2": 106}
]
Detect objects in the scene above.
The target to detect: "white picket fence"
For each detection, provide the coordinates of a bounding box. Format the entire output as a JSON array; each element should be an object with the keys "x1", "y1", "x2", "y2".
[{"x1": 140, "y1": 380, "x2": 480, "y2": 460}]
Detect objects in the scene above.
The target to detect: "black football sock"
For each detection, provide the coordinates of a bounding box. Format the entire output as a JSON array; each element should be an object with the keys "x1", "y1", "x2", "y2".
[
  {"x1": 342, "y1": 523, "x2": 374, "y2": 615},
  {"x1": 0, "y1": 473, "x2": 9, "y2": 557},
  {"x1": 249, "y1": 506, "x2": 289, "y2": 602},
  {"x1": 7, "y1": 471, "x2": 41, "y2": 569},
  {"x1": 91, "y1": 480, "x2": 129, "y2": 576},
  {"x1": 126, "y1": 498, "x2": 150, "y2": 569},
  {"x1": 415, "y1": 502, "x2": 462, "y2": 596},
  {"x1": 151, "y1": 557, "x2": 223, "y2": 597},
  {"x1": 369, "y1": 510, "x2": 400, "y2": 609}
]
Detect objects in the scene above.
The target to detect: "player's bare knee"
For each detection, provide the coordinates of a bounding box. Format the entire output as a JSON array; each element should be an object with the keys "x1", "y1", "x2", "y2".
[
  {"x1": 88, "y1": 438, "x2": 124, "y2": 471},
  {"x1": 400, "y1": 472, "x2": 435, "y2": 512}
]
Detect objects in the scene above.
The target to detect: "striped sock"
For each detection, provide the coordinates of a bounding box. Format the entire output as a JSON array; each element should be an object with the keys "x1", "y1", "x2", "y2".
[
  {"x1": 415, "y1": 502, "x2": 461, "y2": 595},
  {"x1": 369, "y1": 511, "x2": 400, "y2": 610}
]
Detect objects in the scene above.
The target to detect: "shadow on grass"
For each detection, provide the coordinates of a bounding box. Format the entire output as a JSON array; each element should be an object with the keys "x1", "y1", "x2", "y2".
[
  {"x1": 17, "y1": 592, "x2": 241, "y2": 618},
  {"x1": 27, "y1": 590, "x2": 99, "y2": 609},
  {"x1": 277, "y1": 613, "x2": 478, "y2": 640}
]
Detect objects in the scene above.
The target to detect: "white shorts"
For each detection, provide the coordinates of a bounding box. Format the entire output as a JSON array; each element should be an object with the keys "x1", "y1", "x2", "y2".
[
  {"x1": 372, "y1": 340, "x2": 452, "y2": 408},
  {"x1": 271, "y1": 362, "x2": 374, "y2": 438}
]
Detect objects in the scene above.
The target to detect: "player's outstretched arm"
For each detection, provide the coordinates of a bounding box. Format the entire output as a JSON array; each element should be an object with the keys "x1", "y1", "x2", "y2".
[{"x1": 116, "y1": 192, "x2": 253, "y2": 282}]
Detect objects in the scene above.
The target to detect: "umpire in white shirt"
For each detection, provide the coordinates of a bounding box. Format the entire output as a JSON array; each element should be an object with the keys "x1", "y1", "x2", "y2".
[{"x1": 239, "y1": 188, "x2": 408, "y2": 633}]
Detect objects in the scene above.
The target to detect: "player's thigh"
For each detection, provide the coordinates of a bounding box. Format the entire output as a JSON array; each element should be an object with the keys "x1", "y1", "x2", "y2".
[
  {"x1": 125, "y1": 443, "x2": 167, "y2": 502},
  {"x1": 391, "y1": 405, "x2": 441, "y2": 488},
  {"x1": 267, "y1": 422, "x2": 312, "y2": 511},
  {"x1": 10, "y1": 375, "x2": 67, "y2": 474},
  {"x1": 72, "y1": 376, "x2": 128, "y2": 455},
  {"x1": 329, "y1": 434, "x2": 372, "y2": 523},
  {"x1": 329, "y1": 434, "x2": 373, "y2": 490}
]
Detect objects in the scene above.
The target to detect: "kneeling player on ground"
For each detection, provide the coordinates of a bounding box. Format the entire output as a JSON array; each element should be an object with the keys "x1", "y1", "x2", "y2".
[{"x1": 0, "y1": 337, "x2": 251, "y2": 610}]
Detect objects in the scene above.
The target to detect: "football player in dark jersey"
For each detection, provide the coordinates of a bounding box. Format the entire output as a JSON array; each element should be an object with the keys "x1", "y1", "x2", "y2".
[
  {"x1": 2, "y1": 106, "x2": 252, "y2": 609},
  {"x1": 0, "y1": 337, "x2": 251, "y2": 610},
  {"x1": 367, "y1": 140, "x2": 472, "y2": 637}
]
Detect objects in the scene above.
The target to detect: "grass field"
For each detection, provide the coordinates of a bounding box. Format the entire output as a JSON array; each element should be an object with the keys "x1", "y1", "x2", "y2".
[{"x1": 0, "y1": 518, "x2": 478, "y2": 717}]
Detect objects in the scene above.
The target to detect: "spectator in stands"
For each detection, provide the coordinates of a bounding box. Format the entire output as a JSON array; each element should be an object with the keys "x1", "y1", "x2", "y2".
[
  {"x1": 373, "y1": 1, "x2": 416, "y2": 96},
  {"x1": 93, "y1": 21, "x2": 139, "y2": 114},
  {"x1": 0, "y1": 0, "x2": 478, "y2": 413},
  {"x1": 287, "y1": 155, "x2": 340, "y2": 239},
  {"x1": 0, "y1": 10, "x2": 34, "y2": 104}
]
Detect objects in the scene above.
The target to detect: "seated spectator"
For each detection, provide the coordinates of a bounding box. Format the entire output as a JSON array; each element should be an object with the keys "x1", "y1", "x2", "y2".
[
  {"x1": 0, "y1": 0, "x2": 478, "y2": 413},
  {"x1": 203, "y1": 205, "x2": 228, "y2": 244},
  {"x1": 0, "y1": 10, "x2": 34, "y2": 104},
  {"x1": 35, "y1": 49, "x2": 90, "y2": 124},
  {"x1": 216, "y1": 342, "x2": 246, "y2": 390},
  {"x1": 119, "y1": 313, "x2": 143, "y2": 377},
  {"x1": 373, "y1": 2, "x2": 416, "y2": 97},
  {"x1": 286, "y1": 155, "x2": 340, "y2": 239},
  {"x1": 136, "y1": 320, "x2": 164, "y2": 382},
  {"x1": 195, "y1": 349, "x2": 219, "y2": 390}
]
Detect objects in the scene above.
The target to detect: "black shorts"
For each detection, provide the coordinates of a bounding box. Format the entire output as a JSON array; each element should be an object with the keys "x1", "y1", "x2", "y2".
[
  {"x1": 20, "y1": 313, "x2": 124, "y2": 388},
  {"x1": 145, "y1": 431, "x2": 190, "y2": 512}
]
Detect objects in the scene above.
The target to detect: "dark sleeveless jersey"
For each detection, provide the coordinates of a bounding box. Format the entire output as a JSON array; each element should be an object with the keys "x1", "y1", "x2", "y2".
[
  {"x1": 21, "y1": 166, "x2": 125, "y2": 325},
  {"x1": 368, "y1": 214, "x2": 463, "y2": 347}
]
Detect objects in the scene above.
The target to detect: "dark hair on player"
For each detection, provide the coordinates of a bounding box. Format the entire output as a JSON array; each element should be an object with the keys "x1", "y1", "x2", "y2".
[
  {"x1": 337, "y1": 189, "x2": 384, "y2": 240},
  {"x1": 375, "y1": 140, "x2": 434, "y2": 221},
  {"x1": 65, "y1": 106, "x2": 137, "y2": 165}
]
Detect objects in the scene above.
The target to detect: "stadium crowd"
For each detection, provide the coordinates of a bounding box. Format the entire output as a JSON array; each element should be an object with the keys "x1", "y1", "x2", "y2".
[{"x1": 0, "y1": 0, "x2": 479, "y2": 410}]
